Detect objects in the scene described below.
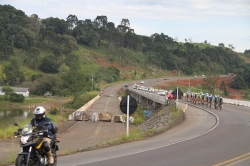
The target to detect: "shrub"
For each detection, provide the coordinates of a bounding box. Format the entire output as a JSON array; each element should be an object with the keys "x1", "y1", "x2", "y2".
[
  {"x1": 9, "y1": 93, "x2": 25, "y2": 103},
  {"x1": 49, "y1": 108, "x2": 60, "y2": 115}
]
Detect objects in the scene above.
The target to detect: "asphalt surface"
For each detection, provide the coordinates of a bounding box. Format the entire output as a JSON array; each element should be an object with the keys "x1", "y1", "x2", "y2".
[
  {"x1": 56, "y1": 102, "x2": 218, "y2": 166},
  {"x1": 55, "y1": 102, "x2": 250, "y2": 166}
]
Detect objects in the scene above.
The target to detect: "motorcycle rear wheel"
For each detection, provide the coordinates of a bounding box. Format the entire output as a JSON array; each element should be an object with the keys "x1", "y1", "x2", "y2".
[{"x1": 15, "y1": 155, "x2": 26, "y2": 166}]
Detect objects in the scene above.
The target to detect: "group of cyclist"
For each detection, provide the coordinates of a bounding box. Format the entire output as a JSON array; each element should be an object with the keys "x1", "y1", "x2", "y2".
[{"x1": 182, "y1": 92, "x2": 223, "y2": 110}]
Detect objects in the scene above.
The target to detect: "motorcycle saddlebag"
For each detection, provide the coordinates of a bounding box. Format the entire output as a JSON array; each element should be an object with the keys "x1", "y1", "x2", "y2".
[{"x1": 51, "y1": 122, "x2": 58, "y2": 134}]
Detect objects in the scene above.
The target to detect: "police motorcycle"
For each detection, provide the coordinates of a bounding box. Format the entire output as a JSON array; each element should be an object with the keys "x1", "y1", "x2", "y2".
[{"x1": 14, "y1": 121, "x2": 59, "y2": 166}]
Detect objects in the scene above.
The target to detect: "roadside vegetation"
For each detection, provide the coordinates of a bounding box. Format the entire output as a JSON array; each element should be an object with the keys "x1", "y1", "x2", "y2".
[{"x1": 57, "y1": 104, "x2": 183, "y2": 156}]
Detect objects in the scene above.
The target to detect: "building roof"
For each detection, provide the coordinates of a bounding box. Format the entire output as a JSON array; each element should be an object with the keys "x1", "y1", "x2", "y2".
[{"x1": 0, "y1": 87, "x2": 29, "y2": 92}]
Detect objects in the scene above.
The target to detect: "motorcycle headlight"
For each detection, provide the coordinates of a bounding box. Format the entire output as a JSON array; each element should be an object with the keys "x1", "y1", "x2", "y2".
[{"x1": 21, "y1": 135, "x2": 30, "y2": 144}]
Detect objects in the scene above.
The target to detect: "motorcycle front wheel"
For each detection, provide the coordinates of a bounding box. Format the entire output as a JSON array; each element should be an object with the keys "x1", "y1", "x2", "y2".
[
  {"x1": 49, "y1": 153, "x2": 57, "y2": 166},
  {"x1": 15, "y1": 155, "x2": 26, "y2": 166}
]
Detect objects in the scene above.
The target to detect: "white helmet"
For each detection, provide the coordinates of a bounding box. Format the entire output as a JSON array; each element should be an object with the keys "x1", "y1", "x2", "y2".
[{"x1": 33, "y1": 106, "x2": 46, "y2": 119}]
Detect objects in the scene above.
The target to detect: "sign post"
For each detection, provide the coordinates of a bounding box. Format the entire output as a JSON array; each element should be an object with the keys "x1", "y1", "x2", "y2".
[
  {"x1": 120, "y1": 95, "x2": 137, "y2": 137},
  {"x1": 126, "y1": 95, "x2": 130, "y2": 137}
]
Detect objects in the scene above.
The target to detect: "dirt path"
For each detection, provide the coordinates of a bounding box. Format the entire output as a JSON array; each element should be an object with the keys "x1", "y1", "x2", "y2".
[{"x1": 156, "y1": 76, "x2": 245, "y2": 100}]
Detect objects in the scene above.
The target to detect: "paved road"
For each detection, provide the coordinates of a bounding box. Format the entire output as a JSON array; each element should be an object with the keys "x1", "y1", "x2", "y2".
[
  {"x1": 56, "y1": 102, "x2": 250, "y2": 166},
  {"x1": 56, "y1": 102, "x2": 218, "y2": 165},
  {"x1": 57, "y1": 83, "x2": 127, "y2": 154}
]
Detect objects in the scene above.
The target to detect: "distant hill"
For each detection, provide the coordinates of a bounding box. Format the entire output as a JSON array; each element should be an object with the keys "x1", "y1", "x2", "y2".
[{"x1": 0, "y1": 4, "x2": 249, "y2": 98}]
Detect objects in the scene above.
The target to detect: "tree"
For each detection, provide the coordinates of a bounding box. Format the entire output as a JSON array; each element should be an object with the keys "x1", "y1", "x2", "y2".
[
  {"x1": 4, "y1": 60, "x2": 25, "y2": 85},
  {"x1": 25, "y1": 47, "x2": 40, "y2": 69},
  {"x1": 242, "y1": 66, "x2": 250, "y2": 88},
  {"x1": 0, "y1": 31, "x2": 14, "y2": 59},
  {"x1": 32, "y1": 75, "x2": 63, "y2": 95},
  {"x1": 244, "y1": 49, "x2": 250, "y2": 54},
  {"x1": 62, "y1": 54, "x2": 86, "y2": 102},
  {"x1": 218, "y1": 43, "x2": 224, "y2": 47},
  {"x1": 39, "y1": 29, "x2": 55, "y2": 51},
  {"x1": 26, "y1": 14, "x2": 41, "y2": 34},
  {"x1": 9, "y1": 93, "x2": 25, "y2": 103},
  {"x1": 95, "y1": 15, "x2": 108, "y2": 28},
  {"x1": 220, "y1": 81, "x2": 226, "y2": 90},
  {"x1": 203, "y1": 75, "x2": 220, "y2": 95},
  {"x1": 220, "y1": 81, "x2": 229, "y2": 96},
  {"x1": 117, "y1": 25, "x2": 129, "y2": 32},
  {"x1": 1, "y1": 86, "x2": 14, "y2": 100},
  {"x1": 106, "y1": 22, "x2": 115, "y2": 30},
  {"x1": 228, "y1": 44, "x2": 235, "y2": 50},
  {"x1": 66, "y1": 14, "x2": 78, "y2": 29},
  {"x1": 41, "y1": 17, "x2": 68, "y2": 35},
  {"x1": 231, "y1": 75, "x2": 247, "y2": 90},
  {"x1": 223, "y1": 86, "x2": 229, "y2": 96},
  {"x1": 39, "y1": 55, "x2": 60, "y2": 73},
  {"x1": 78, "y1": 30, "x2": 100, "y2": 47},
  {"x1": 120, "y1": 18, "x2": 130, "y2": 28},
  {"x1": 0, "y1": 65, "x2": 6, "y2": 84}
]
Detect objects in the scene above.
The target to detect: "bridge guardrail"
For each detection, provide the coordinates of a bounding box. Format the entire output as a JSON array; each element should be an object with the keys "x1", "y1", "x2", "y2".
[{"x1": 128, "y1": 87, "x2": 177, "y2": 108}]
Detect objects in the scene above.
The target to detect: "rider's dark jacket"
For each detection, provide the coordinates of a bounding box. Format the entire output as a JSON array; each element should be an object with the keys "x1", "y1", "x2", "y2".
[{"x1": 30, "y1": 117, "x2": 53, "y2": 136}]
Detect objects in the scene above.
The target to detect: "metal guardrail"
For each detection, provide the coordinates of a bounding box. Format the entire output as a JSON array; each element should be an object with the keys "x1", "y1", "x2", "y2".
[
  {"x1": 223, "y1": 98, "x2": 250, "y2": 107},
  {"x1": 127, "y1": 87, "x2": 177, "y2": 108},
  {"x1": 128, "y1": 87, "x2": 167, "y2": 105}
]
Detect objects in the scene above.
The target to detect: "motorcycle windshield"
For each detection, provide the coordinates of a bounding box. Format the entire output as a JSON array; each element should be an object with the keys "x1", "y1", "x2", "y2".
[{"x1": 21, "y1": 124, "x2": 33, "y2": 135}]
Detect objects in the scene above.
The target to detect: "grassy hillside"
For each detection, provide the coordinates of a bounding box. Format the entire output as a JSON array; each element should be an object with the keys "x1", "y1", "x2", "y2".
[
  {"x1": 238, "y1": 53, "x2": 250, "y2": 63},
  {"x1": 1, "y1": 42, "x2": 248, "y2": 83}
]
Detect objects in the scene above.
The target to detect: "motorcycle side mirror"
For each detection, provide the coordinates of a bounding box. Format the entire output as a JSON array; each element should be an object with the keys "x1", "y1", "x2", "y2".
[
  {"x1": 14, "y1": 132, "x2": 19, "y2": 136},
  {"x1": 14, "y1": 122, "x2": 18, "y2": 126}
]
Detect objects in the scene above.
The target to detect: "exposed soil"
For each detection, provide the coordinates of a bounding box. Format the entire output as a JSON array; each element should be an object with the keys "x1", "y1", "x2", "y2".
[{"x1": 156, "y1": 76, "x2": 245, "y2": 100}]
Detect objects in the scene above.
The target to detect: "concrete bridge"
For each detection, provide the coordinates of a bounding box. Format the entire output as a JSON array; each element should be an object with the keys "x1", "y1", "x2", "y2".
[{"x1": 126, "y1": 87, "x2": 177, "y2": 110}]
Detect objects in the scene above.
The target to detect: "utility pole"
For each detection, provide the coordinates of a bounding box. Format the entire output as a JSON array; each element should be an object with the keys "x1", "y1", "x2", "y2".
[
  {"x1": 188, "y1": 78, "x2": 190, "y2": 92},
  {"x1": 176, "y1": 87, "x2": 178, "y2": 109},
  {"x1": 91, "y1": 74, "x2": 94, "y2": 91}
]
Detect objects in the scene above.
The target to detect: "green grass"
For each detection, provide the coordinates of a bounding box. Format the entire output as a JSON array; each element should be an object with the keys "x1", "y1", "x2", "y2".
[
  {"x1": 0, "y1": 112, "x2": 65, "y2": 140},
  {"x1": 238, "y1": 53, "x2": 250, "y2": 63},
  {"x1": 0, "y1": 97, "x2": 57, "y2": 108},
  {"x1": 169, "y1": 106, "x2": 182, "y2": 121},
  {"x1": 0, "y1": 119, "x2": 30, "y2": 140},
  {"x1": 132, "y1": 106, "x2": 145, "y2": 125}
]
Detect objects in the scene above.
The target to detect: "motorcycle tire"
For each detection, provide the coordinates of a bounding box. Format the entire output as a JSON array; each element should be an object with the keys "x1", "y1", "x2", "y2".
[
  {"x1": 50, "y1": 151, "x2": 57, "y2": 166},
  {"x1": 15, "y1": 155, "x2": 26, "y2": 166}
]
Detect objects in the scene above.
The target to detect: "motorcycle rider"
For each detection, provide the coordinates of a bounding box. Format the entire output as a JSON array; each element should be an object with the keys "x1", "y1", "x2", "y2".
[{"x1": 30, "y1": 106, "x2": 54, "y2": 164}]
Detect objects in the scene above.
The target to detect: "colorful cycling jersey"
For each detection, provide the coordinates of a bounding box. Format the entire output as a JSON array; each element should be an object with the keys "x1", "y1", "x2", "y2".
[{"x1": 215, "y1": 97, "x2": 219, "y2": 102}]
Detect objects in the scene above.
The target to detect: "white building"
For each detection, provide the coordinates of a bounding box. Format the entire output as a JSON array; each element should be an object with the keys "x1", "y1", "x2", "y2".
[{"x1": 0, "y1": 87, "x2": 30, "y2": 97}]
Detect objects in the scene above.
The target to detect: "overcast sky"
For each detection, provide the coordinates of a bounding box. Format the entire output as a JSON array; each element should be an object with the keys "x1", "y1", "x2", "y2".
[{"x1": 1, "y1": 0, "x2": 250, "y2": 53}]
